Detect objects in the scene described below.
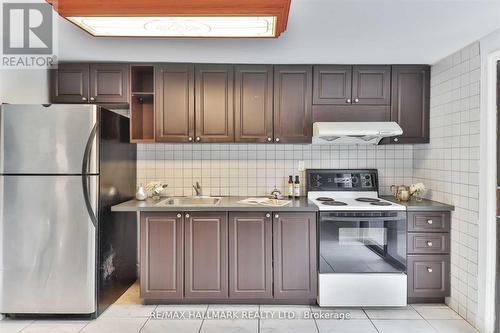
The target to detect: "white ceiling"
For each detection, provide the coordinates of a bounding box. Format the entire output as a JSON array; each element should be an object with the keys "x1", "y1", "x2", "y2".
[{"x1": 56, "y1": 0, "x2": 500, "y2": 64}]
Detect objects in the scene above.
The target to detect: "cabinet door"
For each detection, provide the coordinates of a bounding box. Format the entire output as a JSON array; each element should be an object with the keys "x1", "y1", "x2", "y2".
[
  {"x1": 389, "y1": 65, "x2": 430, "y2": 144},
  {"x1": 89, "y1": 63, "x2": 129, "y2": 104},
  {"x1": 352, "y1": 65, "x2": 391, "y2": 105},
  {"x1": 407, "y1": 255, "x2": 450, "y2": 298},
  {"x1": 273, "y1": 212, "x2": 317, "y2": 299},
  {"x1": 50, "y1": 63, "x2": 89, "y2": 103},
  {"x1": 140, "y1": 212, "x2": 184, "y2": 299},
  {"x1": 274, "y1": 66, "x2": 313, "y2": 143},
  {"x1": 195, "y1": 64, "x2": 234, "y2": 143},
  {"x1": 156, "y1": 64, "x2": 195, "y2": 142},
  {"x1": 185, "y1": 212, "x2": 228, "y2": 298},
  {"x1": 313, "y1": 65, "x2": 352, "y2": 105},
  {"x1": 234, "y1": 65, "x2": 274, "y2": 143},
  {"x1": 228, "y1": 212, "x2": 273, "y2": 299}
]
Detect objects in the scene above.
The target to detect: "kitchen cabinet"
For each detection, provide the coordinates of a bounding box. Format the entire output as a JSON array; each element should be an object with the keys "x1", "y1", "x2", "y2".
[
  {"x1": 140, "y1": 212, "x2": 184, "y2": 300},
  {"x1": 234, "y1": 65, "x2": 274, "y2": 143},
  {"x1": 352, "y1": 65, "x2": 391, "y2": 105},
  {"x1": 50, "y1": 63, "x2": 129, "y2": 104},
  {"x1": 155, "y1": 64, "x2": 195, "y2": 142},
  {"x1": 313, "y1": 65, "x2": 352, "y2": 105},
  {"x1": 195, "y1": 64, "x2": 234, "y2": 143},
  {"x1": 385, "y1": 65, "x2": 430, "y2": 144},
  {"x1": 228, "y1": 212, "x2": 273, "y2": 299},
  {"x1": 273, "y1": 212, "x2": 317, "y2": 300},
  {"x1": 184, "y1": 212, "x2": 228, "y2": 298},
  {"x1": 274, "y1": 65, "x2": 313, "y2": 143},
  {"x1": 130, "y1": 65, "x2": 155, "y2": 142}
]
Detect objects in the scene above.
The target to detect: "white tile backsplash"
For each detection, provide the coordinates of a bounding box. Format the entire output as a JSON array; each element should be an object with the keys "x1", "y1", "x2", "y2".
[
  {"x1": 137, "y1": 144, "x2": 414, "y2": 197},
  {"x1": 413, "y1": 41, "x2": 480, "y2": 327}
]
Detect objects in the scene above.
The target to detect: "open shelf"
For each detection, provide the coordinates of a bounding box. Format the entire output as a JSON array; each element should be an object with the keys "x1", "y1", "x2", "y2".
[
  {"x1": 131, "y1": 66, "x2": 154, "y2": 93},
  {"x1": 130, "y1": 65, "x2": 155, "y2": 142}
]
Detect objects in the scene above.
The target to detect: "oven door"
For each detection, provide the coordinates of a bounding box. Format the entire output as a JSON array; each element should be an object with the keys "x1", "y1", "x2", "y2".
[{"x1": 319, "y1": 211, "x2": 407, "y2": 274}]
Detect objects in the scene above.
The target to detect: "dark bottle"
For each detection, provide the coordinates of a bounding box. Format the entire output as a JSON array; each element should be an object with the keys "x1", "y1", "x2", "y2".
[
  {"x1": 288, "y1": 175, "x2": 294, "y2": 198},
  {"x1": 294, "y1": 175, "x2": 300, "y2": 198}
]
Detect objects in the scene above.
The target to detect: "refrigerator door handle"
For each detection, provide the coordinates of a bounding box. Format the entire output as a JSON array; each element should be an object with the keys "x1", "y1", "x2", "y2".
[{"x1": 82, "y1": 123, "x2": 98, "y2": 228}]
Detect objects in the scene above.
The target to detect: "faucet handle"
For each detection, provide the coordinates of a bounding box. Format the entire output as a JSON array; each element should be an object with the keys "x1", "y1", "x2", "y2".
[{"x1": 270, "y1": 188, "x2": 282, "y2": 199}]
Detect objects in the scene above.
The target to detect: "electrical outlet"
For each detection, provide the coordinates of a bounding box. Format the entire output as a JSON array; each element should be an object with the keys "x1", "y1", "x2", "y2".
[{"x1": 298, "y1": 160, "x2": 305, "y2": 172}]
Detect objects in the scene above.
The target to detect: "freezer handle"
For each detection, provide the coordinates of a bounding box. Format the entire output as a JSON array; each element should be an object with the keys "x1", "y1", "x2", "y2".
[{"x1": 82, "y1": 123, "x2": 98, "y2": 228}]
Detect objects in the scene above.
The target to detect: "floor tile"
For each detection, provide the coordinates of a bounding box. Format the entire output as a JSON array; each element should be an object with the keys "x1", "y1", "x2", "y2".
[
  {"x1": 260, "y1": 319, "x2": 318, "y2": 333},
  {"x1": 140, "y1": 319, "x2": 202, "y2": 333},
  {"x1": 21, "y1": 320, "x2": 89, "y2": 333},
  {"x1": 205, "y1": 304, "x2": 259, "y2": 320},
  {"x1": 100, "y1": 304, "x2": 157, "y2": 318},
  {"x1": 372, "y1": 319, "x2": 437, "y2": 333},
  {"x1": 316, "y1": 319, "x2": 377, "y2": 333},
  {"x1": 427, "y1": 320, "x2": 479, "y2": 333},
  {"x1": 259, "y1": 305, "x2": 312, "y2": 319},
  {"x1": 82, "y1": 317, "x2": 148, "y2": 333},
  {"x1": 364, "y1": 306, "x2": 422, "y2": 320},
  {"x1": 412, "y1": 306, "x2": 462, "y2": 320},
  {"x1": 156, "y1": 304, "x2": 208, "y2": 313},
  {"x1": 0, "y1": 320, "x2": 33, "y2": 333},
  {"x1": 200, "y1": 319, "x2": 258, "y2": 333},
  {"x1": 310, "y1": 306, "x2": 367, "y2": 319}
]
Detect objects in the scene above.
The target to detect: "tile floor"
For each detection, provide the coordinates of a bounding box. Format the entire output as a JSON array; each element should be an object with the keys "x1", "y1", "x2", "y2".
[{"x1": 0, "y1": 283, "x2": 479, "y2": 333}]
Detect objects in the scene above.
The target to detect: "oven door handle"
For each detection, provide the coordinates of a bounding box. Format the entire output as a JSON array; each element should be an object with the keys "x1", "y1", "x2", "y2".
[{"x1": 321, "y1": 216, "x2": 403, "y2": 222}]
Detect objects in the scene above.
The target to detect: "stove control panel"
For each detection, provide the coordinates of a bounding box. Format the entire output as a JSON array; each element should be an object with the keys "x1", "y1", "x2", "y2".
[{"x1": 306, "y1": 169, "x2": 378, "y2": 191}]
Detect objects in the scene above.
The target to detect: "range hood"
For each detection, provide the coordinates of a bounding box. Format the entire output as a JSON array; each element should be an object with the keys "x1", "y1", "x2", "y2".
[{"x1": 312, "y1": 122, "x2": 403, "y2": 145}]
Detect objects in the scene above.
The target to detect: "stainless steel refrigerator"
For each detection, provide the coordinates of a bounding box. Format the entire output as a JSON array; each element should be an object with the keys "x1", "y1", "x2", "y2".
[{"x1": 0, "y1": 104, "x2": 137, "y2": 316}]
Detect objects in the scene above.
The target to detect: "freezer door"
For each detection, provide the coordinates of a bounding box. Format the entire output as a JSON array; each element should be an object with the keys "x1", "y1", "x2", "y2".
[
  {"x1": 0, "y1": 104, "x2": 98, "y2": 175},
  {"x1": 0, "y1": 175, "x2": 98, "y2": 314}
]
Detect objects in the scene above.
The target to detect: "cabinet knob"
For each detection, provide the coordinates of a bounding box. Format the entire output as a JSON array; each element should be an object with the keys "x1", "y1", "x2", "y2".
[
  {"x1": 427, "y1": 267, "x2": 433, "y2": 273},
  {"x1": 346, "y1": 98, "x2": 351, "y2": 103},
  {"x1": 89, "y1": 97, "x2": 95, "y2": 102},
  {"x1": 393, "y1": 137, "x2": 399, "y2": 142},
  {"x1": 195, "y1": 137, "x2": 201, "y2": 142},
  {"x1": 274, "y1": 214, "x2": 279, "y2": 218},
  {"x1": 354, "y1": 98, "x2": 359, "y2": 103},
  {"x1": 427, "y1": 219, "x2": 433, "y2": 225},
  {"x1": 275, "y1": 138, "x2": 280, "y2": 143},
  {"x1": 188, "y1": 137, "x2": 193, "y2": 142},
  {"x1": 82, "y1": 97, "x2": 87, "y2": 101},
  {"x1": 265, "y1": 213, "x2": 271, "y2": 218},
  {"x1": 185, "y1": 213, "x2": 190, "y2": 218},
  {"x1": 176, "y1": 213, "x2": 182, "y2": 218},
  {"x1": 267, "y1": 137, "x2": 272, "y2": 142},
  {"x1": 427, "y1": 241, "x2": 433, "y2": 247}
]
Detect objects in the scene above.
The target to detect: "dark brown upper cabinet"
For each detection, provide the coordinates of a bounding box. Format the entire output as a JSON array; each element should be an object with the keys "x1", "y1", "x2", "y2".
[
  {"x1": 140, "y1": 212, "x2": 184, "y2": 300},
  {"x1": 156, "y1": 64, "x2": 195, "y2": 143},
  {"x1": 184, "y1": 212, "x2": 228, "y2": 299},
  {"x1": 352, "y1": 65, "x2": 391, "y2": 105},
  {"x1": 273, "y1": 212, "x2": 317, "y2": 300},
  {"x1": 313, "y1": 65, "x2": 352, "y2": 105},
  {"x1": 234, "y1": 65, "x2": 274, "y2": 143},
  {"x1": 50, "y1": 63, "x2": 89, "y2": 103},
  {"x1": 50, "y1": 63, "x2": 129, "y2": 104},
  {"x1": 387, "y1": 65, "x2": 430, "y2": 144},
  {"x1": 228, "y1": 212, "x2": 273, "y2": 299},
  {"x1": 195, "y1": 64, "x2": 234, "y2": 143},
  {"x1": 274, "y1": 65, "x2": 313, "y2": 143}
]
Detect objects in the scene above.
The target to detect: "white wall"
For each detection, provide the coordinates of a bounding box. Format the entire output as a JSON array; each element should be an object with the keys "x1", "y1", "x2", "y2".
[
  {"x1": 0, "y1": 70, "x2": 49, "y2": 104},
  {"x1": 413, "y1": 42, "x2": 481, "y2": 327}
]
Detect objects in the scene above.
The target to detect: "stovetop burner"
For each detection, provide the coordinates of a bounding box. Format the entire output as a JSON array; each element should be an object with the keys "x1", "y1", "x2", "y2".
[
  {"x1": 322, "y1": 201, "x2": 348, "y2": 206},
  {"x1": 370, "y1": 201, "x2": 392, "y2": 206},
  {"x1": 316, "y1": 197, "x2": 335, "y2": 202},
  {"x1": 356, "y1": 197, "x2": 380, "y2": 203}
]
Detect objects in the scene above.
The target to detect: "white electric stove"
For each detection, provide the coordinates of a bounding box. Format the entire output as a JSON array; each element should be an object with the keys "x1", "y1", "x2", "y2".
[{"x1": 307, "y1": 169, "x2": 407, "y2": 307}]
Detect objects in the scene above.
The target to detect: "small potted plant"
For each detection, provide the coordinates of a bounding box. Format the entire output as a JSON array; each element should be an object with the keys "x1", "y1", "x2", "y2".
[
  {"x1": 145, "y1": 181, "x2": 168, "y2": 200},
  {"x1": 410, "y1": 182, "x2": 426, "y2": 202}
]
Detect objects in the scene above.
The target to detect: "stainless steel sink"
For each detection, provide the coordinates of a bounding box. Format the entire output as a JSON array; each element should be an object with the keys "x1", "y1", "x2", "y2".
[{"x1": 156, "y1": 196, "x2": 222, "y2": 207}]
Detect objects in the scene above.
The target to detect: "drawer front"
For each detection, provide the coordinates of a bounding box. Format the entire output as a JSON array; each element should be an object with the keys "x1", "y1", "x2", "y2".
[
  {"x1": 407, "y1": 212, "x2": 450, "y2": 232},
  {"x1": 407, "y1": 255, "x2": 450, "y2": 298},
  {"x1": 407, "y1": 233, "x2": 450, "y2": 254}
]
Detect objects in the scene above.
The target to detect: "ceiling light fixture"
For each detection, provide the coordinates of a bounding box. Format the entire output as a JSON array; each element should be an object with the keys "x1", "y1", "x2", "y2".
[{"x1": 47, "y1": 0, "x2": 291, "y2": 38}]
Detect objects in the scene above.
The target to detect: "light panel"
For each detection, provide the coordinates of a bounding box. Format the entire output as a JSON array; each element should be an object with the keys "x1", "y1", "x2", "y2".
[{"x1": 66, "y1": 16, "x2": 277, "y2": 37}]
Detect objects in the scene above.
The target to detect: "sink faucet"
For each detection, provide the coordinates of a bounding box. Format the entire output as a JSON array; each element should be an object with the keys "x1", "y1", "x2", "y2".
[{"x1": 193, "y1": 182, "x2": 202, "y2": 196}]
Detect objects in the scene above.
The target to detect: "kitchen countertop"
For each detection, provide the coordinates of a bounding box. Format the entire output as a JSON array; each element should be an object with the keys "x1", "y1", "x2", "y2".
[
  {"x1": 111, "y1": 197, "x2": 319, "y2": 212},
  {"x1": 381, "y1": 196, "x2": 455, "y2": 211}
]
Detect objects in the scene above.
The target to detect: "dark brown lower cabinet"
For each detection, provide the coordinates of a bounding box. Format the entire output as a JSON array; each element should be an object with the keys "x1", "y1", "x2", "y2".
[
  {"x1": 140, "y1": 212, "x2": 184, "y2": 300},
  {"x1": 184, "y1": 212, "x2": 228, "y2": 299},
  {"x1": 407, "y1": 255, "x2": 450, "y2": 298},
  {"x1": 273, "y1": 212, "x2": 317, "y2": 300},
  {"x1": 228, "y1": 212, "x2": 273, "y2": 299}
]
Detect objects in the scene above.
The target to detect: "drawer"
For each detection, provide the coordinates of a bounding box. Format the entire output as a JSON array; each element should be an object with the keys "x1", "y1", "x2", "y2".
[
  {"x1": 407, "y1": 212, "x2": 450, "y2": 232},
  {"x1": 407, "y1": 255, "x2": 450, "y2": 298},
  {"x1": 407, "y1": 233, "x2": 450, "y2": 254}
]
